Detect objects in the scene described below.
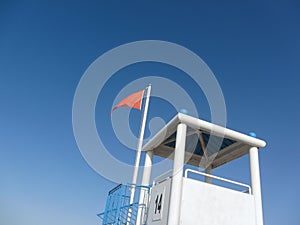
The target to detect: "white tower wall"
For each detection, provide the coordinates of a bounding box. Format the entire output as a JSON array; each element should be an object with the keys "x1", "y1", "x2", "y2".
[{"x1": 180, "y1": 177, "x2": 256, "y2": 225}]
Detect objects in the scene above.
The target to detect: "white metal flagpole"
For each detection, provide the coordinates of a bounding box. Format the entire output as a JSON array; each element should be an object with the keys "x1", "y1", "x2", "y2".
[
  {"x1": 127, "y1": 84, "x2": 151, "y2": 223},
  {"x1": 131, "y1": 84, "x2": 151, "y2": 186}
]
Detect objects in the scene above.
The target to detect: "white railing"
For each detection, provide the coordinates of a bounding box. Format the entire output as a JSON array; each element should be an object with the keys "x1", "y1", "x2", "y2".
[{"x1": 184, "y1": 169, "x2": 252, "y2": 194}]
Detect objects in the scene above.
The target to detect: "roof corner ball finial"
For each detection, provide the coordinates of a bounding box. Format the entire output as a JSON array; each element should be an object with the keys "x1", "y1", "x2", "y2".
[
  {"x1": 249, "y1": 132, "x2": 257, "y2": 138},
  {"x1": 179, "y1": 108, "x2": 189, "y2": 115}
]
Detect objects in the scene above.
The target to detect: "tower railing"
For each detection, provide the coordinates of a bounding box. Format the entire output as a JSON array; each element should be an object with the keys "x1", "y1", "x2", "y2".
[{"x1": 184, "y1": 168, "x2": 252, "y2": 194}]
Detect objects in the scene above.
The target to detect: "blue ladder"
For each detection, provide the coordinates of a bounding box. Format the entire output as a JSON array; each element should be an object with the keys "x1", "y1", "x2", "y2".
[{"x1": 98, "y1": 184, "x2": 150, "y2": 225}]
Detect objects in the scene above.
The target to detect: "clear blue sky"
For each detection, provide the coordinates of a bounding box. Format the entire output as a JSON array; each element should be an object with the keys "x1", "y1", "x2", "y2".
[{"x1": 1, "y1": 1, "x2": 299, "y2": 225}]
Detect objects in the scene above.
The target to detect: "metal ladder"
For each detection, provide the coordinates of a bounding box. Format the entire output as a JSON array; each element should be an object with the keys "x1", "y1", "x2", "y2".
[{"x1": 98, "y1": 184, "x2": 150, "y2": 225}]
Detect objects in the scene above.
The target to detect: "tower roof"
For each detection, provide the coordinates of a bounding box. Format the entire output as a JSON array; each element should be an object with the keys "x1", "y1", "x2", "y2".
[{"x1": 142, "y1": 113, "x2": 266, "y2": 169}]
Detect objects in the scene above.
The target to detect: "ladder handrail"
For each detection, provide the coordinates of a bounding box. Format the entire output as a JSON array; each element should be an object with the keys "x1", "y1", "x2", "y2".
[{"x1": 98, "y1": 184, "x2": 150, "y2": 225}]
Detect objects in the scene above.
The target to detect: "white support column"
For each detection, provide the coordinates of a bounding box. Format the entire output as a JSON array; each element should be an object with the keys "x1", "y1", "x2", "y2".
[
  {"x1": 249, "y1": 146, "x2": 264, "y2": 225},
  {"x1": 141, "y1": 150, "x2": 154, "y2": 186},
  {"x1": 136, "y1": 150, "x2": 154, "y2": 225},
  {"x1": 168, "y1": 123, "x2": 187, "y2": 225}
]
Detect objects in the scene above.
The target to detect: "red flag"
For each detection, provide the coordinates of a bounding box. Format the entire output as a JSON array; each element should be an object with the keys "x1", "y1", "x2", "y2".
[{"x1": 111, "y1": 90, "x2": 144, "y2": 114}]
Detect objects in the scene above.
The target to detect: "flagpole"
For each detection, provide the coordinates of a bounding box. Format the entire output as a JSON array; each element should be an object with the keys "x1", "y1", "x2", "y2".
[
  {"x1": 127, "y1": 84, "x2": 151, "y2": 223},
  {"x1": 131, "y1": 84, "x2": 151, "y2": 186}
]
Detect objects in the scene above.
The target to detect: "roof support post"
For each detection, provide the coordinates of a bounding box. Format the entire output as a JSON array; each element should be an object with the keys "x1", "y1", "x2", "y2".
[
  {"x1": 136, "y1": 150, "x2": 154, "y2": 225},
  {"x1": 141, "y1": 150, "x2": 154, "y2": 186},
  {"x1": 168, "y1": 123, "x2": 187, "y2": 225},
  {"x1": 249, "y1": 146, "x2": 264, "y2": 225}
]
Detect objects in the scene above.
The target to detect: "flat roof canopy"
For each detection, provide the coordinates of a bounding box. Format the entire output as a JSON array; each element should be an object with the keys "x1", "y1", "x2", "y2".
[{"x1": 142, "y1": 113, "x2": 266, "y2": 169}]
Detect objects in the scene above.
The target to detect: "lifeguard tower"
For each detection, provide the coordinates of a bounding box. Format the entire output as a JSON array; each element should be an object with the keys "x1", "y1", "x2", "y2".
[{"x1": 98, "y1": 112, "x2": 266, "y2": 225}]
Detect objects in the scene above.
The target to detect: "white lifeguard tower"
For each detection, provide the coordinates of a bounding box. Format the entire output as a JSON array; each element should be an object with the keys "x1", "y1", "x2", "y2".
[{"x1": 98, "y1": 112, "x2": 266, "y2": 225}]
